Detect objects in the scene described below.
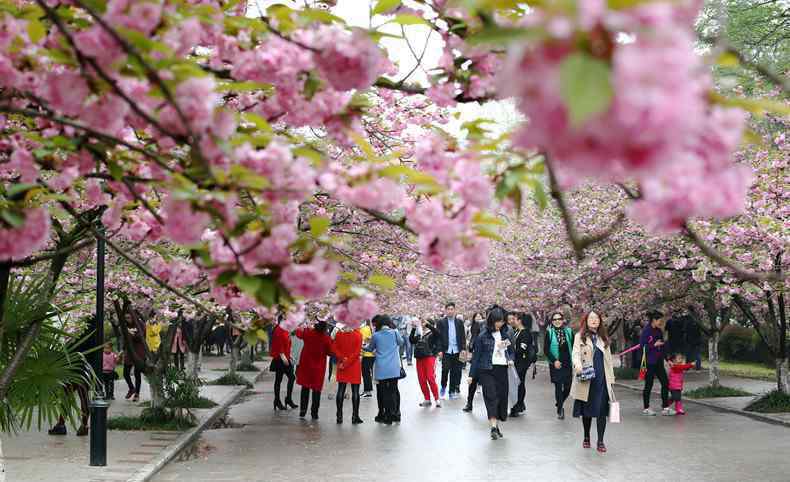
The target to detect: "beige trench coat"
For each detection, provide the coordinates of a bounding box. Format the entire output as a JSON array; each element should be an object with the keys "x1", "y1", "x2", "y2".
[{"x1": 570, "y1": 332, "x2": 616, "y2": 403}]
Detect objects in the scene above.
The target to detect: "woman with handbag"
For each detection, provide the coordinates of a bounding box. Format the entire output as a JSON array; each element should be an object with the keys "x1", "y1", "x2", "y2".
[
  {"x1": 410, "y1": 318, "x2": 441, "y2": 408},
  {"x1": 365, "y1": 314, "x2": 404, "y2": 425},
  {"x1": 509, "y1": 313, "x2": 534, "y2": 417},
  {"x1": 571, "y1": 311, "x2": 616, "y2": 454},
  {"x1": 468, "y1": 306, "x2": 514, "y2": 440},
  {"x1": 544, "y1": 311, "x2": 573, "y2": 419}
]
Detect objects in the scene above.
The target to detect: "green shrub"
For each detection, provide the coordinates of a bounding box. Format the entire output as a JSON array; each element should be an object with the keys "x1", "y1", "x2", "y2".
[
  {"x1": 685, "y1": 385, "x2": 753, "y2": 399},
  {"x1": 209, "y1": 373, "x2": 253, "y2": 388},
  {"x1": 236, "y1": 362, "x2": 260, "y2": 372},
  {"x1": 162, "y1": 367, "x2": 204, "y2": 409},
  {"x1": 108, "y1": 408, "x2": 196, "y2": 431},
  {"x1": 745, "y1": 390, "x2": 790, "y2": 413},
  {"x1": 720, "y1": 325, "x2": 754, "y2": 361}
]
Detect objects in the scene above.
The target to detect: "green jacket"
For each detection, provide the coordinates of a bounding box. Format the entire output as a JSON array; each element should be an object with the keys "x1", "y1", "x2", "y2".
[{"x1": 546, "y1": 326, "x2": 573, "y2": 362}]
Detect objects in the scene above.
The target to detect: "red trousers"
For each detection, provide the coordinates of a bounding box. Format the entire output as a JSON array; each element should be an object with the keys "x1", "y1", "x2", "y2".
[{"x1": 416, "y1": 356, "x2": 439, "y2": 401}]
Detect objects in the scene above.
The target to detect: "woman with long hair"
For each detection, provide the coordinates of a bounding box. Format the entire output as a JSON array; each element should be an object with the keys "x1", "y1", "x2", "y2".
[
  {"x1": 571, "y1": 311, "x2": 616, "y2": 453},
  {"x1": 295, "y1": 319, "x2": 333, "y2": 420},
  {"x1": 544, "y1": 311, "x2": 573, "y2": 419},
  {"x1": 332, "y1": 325, "x2": 364, "y2": 424},
  {"x1": 509, "y1": 313, "x2": 534, "y2": 417},
  {"x1": 462, "y1": 312, "x2": 484, "y2": 412},
  {"x1": 468, "y1": 306, "x2": 513, "y2": 440},
  {"x1": 410, "y1": 318, "x2": 441, "y2": 408},
  {"x1": 270, "y1": 316, "x2": 298, "y2": 411},
  {"x1": 366, "y1": 314, "x2": 404, "y2": 425}
]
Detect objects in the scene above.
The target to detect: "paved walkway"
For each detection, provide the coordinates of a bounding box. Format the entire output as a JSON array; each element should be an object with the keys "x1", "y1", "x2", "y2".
[
  {"x1": 1, "y1": 356, "x2": 258, "y2": 482},
  {"x1": 153, "y1": 362, "x2": 790, "y2": 482}
]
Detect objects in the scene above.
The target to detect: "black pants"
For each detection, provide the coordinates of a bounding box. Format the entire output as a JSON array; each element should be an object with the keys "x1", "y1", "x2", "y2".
[
  {"x1": 300, "y1": 387, "x2": 321, "y2": 418},
  {"x1": 467, "y1": 378, "x2": 478, "y2": 407},
  {"x1": 553, "y1": 379, "x2": 571, "y2": 410},
  {"x1": 441, "y1": 353, "x2": 462, "y2": 393},
  {"x1": 123, "y1": 364, "x2": 141, "y2": 395},
  {"x1": 102, "y1": 371, "x2": 115, "y2": 399},
  {"x1": 336, "y1": 383, "x2": 361, "y2": 419},
  {"x1": 173, "y1": 351, "x2": 185, "y2": 370},
  {"x1": 479, "y1": 366, "x2": 508, "y2": 421},
  {"x1": 671, "y1": 389, "x2": 682, "y2": 402},
  {"x1": 643, "y1": 362, "x2": 670, "y2": 409},
  {"x1": 362, "y1": 357, "x2": 374, "y2": 392},
  {"x1": 583, "y1": 416, "x2": 607, "y2": 444},
  {"x1": 274, "y1": 365, "x2": 295, "y2": 403},
  {"x1": 514, "y1": 363, "x2": 528, "y2": 411},
  {"x1": 377, "y1": 378, "x2": 400, "y2": 421}
]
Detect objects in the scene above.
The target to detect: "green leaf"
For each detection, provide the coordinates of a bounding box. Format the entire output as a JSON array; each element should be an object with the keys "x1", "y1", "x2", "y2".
[
  {"x1": 256, "y1": 277, "x2": 278, "y2": 307},
  {"x1": 299, "y1": 8, "x2": 346, "y2": 24},
  {"x1": 472, "y1": 211, "x2": 505, "y2": 226},
  {"x1": 5, "y1": 183, "x2": 37, "y2": 199},
  {"x1": 391, "y1": 14, "x2": 428, "y2": 26},
  {"x1": 234, "y1": 274, "x2": 262, "y2": 298},
  {"x1": 215, "y1": 270, "x2": 237, "y2": 286},
  {"x1": 372, "y1": 0, "x2": 401, "y2": 15},
  {"x1": 710, "y1": 92, "x2": 790, "y2": 117},
  {"x1": 243, "y1": 330, "x2": 259, "y2": 346},
  {"x1": 466, "y1": 26, "x2": 539, "y2": 45},
  {"x1": 107, "y1": 161, "x2": 124, "y2": 181},
  {"x1": 240, "y1": 112, "x2": 272, "y2": 133},
  {"x1": 216, "y1": 81, "x2": 274, "y2": 93},
  {"x1": 309, "y1": 216, "x2": 331, "y2": 237},
  {"x1": 559, "y1": 52, "x2": 613, "y2": 127},
  {"x1": 475, "y1": 225, "x2": 503, "y2": 242},
  {"x1": 1, "y1": 210, "x2": 25, "y2": 228},
  {"x1": 368, "y1": 273, "x2": 396, "y2": 291},
  {"x1": 27, "y1": 19, "x2": 46, "y2": 44}
]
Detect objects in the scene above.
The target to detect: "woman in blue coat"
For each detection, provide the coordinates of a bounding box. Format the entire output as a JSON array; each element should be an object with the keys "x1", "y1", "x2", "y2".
[
  {"x1": 365, "y1": 314, "x2": 404, "y2": 425},
  {"x1": 468, "y1": 306, "x2": 513, "y2": 440}
]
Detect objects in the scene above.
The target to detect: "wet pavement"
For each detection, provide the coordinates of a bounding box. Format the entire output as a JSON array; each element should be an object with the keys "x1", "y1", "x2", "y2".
[{"x1": 153, "y1": 363, "x2": 790, "y2": 482}]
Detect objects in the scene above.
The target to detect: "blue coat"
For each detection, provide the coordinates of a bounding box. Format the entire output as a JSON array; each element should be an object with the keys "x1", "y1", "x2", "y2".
[
  {"x1": 365, "y1": 327, "x2": 404, "y2": 381},
  {"x1": 469, "y1": 327, "x2": 513, "y2": 379}
]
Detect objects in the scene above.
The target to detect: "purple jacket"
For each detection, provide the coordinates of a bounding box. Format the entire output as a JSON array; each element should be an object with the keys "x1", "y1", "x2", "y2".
[{"x1": 640, "y1": 325, "x2": 665, "y2": 365}]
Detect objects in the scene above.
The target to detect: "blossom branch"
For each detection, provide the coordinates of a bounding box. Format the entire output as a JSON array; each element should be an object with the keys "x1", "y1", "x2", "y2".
[{"x1": 360, "y1": 207, "x2": 416, "y2": 235}]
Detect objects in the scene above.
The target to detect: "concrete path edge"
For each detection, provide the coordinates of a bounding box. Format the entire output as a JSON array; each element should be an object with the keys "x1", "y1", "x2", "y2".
[{"x1": 127, "y1": 371, "x2": 265, "y2": 482}]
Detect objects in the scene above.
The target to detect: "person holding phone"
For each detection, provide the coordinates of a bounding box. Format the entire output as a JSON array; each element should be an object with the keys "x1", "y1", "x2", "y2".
[
  {"x1": 640, "y1": 310, "x2": 672, "y2": 415},
  {"x1": 468, "y1": 305, "x2": 514, "y2": 440}
]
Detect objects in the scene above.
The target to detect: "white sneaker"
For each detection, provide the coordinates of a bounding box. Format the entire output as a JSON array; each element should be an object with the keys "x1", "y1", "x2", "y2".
[
  {"x1": 642, "y1": 408, "x2": 657, "y2": 416},
  {"x1": 419, "y1": 400, "x2": 432, "y2": 407},
  {"x1": 435, "y1": 400, "x2": 442, "y2": 408},
  {"x1": 662, "y1": 407, "x2": 677, "y2": 416}
]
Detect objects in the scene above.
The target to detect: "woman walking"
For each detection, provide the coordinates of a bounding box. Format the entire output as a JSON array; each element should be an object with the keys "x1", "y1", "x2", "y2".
[
  {"x1": 462, "y1": 313, "x2": 484, "y2": 412},
  {"x1": 410, "y1": 318, "x2": 441, "y2": 408},
  {"x1": 509, "y1": 313, "x2": 534, "y2": 417},
  {"x1": 544, "y1": 311, "x2": 573, "y2": 419},
  {"x1": 359, "y1": 320, "x2": 375, "y2": 398},
  {"x1": 332, "y1": 326, "x2": 364, "y2": 424},
  {"x1": 295, "y1": 320, "x2": 333, "y2": 420},
  {"x1": 366, "y1": 314, "x2": 404, "y2": 425},
  {"x1": 468, "y1": 306, "x2": 513, "y2": 440},
  {"x1": 270, "y1": 317, "x2": 298, "y2": 411},
  {"x1": 123, "y1": 313, "x2": 146, "y2": 402},
  {"x1": 640, "y1": 310, "x2": 672, "y2": 415},
  {"x1": 571, "y1": 311, "x2": 616, "y2": 453}
]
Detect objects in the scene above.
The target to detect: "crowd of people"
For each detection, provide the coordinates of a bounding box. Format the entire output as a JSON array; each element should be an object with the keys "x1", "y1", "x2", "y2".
[{"x1": 265, "y1": 302, "x2": 703, "y2": 453}]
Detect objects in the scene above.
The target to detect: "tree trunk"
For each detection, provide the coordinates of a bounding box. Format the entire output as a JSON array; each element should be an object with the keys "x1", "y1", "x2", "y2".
[
  {"x1": 776, "y1": 358, "x2": 789, "y2": 394},
  {"x1": 709, "y1": 330, "x2": 721, "y2": 388},
  {"x1": 147, "y1": 374, "x2": 165, "y2": 410},
  {"x1": 229, "y1": 345, "x2": 240, "y2": 376},
  {"x1": 186, "y1": 351, "x2": 200, "y2": 380}
]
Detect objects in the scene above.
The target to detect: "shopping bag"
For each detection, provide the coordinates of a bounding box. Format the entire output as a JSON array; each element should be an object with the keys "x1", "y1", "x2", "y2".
[
  {"x1": 609, "y1": 400, "x2": 621, "y2": 423},
  {"x1": 507, "y1": 365, "x2": 519, "y2": 408},
  {"x1": 638, "y1": 347, "x2": 647, "y2": 380}
]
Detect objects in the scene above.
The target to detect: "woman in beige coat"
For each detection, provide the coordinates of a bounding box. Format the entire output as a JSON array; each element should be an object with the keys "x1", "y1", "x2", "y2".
[{"x1": 570, "y1": 311, "x2": 616, "y2": 453}]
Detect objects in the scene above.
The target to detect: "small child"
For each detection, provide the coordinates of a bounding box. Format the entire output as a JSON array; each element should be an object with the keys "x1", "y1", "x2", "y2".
[
  {"x1": 102, "y1": 343, "x2": 121, "y2": 400},
  {"x1": 668, "y1": 353, "x2": 695, "y2": 415}
]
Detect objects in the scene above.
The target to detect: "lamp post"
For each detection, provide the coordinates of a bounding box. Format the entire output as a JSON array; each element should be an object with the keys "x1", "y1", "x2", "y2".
[{"x1": 89, "y1": 229, "x2": 108, "y2": 467}]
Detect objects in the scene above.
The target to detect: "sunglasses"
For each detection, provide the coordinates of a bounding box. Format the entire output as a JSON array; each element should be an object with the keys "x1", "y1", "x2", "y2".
[{"x1": 552, "y1": 317, "x2": 564, "y2": 321}]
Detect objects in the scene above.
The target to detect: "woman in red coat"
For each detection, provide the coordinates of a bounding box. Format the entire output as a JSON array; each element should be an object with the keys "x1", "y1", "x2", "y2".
[
  {"x1": 296, "y1": 320, "x2": 332, "y2": 420},
  {"x1": 270, "y1": 319, "x2": 298, "y2": 411},
  {"x1": 332, "y1": 328, "x2": 363, "y2": 424}
]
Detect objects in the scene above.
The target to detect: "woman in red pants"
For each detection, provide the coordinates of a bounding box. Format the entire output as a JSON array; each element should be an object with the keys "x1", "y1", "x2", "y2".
[
  {"x1": 331, "y1": 326, "x2": 364, "y2": 424},
  {"x1": 410, "y1": 318, "x2": 442, "y2": 408}
]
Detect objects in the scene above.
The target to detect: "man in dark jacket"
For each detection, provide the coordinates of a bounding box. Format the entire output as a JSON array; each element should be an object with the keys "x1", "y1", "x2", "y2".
[
  {"x1": 684, "y1": 315, "x2": 703, "y2": 370},
  {"x1": 436, "y1": 301, "x2": 466, "y2": 399}
]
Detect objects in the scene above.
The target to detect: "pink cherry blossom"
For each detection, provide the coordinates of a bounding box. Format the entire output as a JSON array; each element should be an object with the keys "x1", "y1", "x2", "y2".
[
  {"x1": 312, "y1": 27, "x2": 386, "y2": 91},
  {"x1": 333, "y1": 294, "x2": 378, "y2": 329},
  {"x1": 279, "y1": 256, "x2": 339, "y2": 300},
  {"x1": 162, "y1": 196, "x2": 210, "y2": 245},
  {"x1": 0, "y1": 207, "x2": 50, "y2": 261}
]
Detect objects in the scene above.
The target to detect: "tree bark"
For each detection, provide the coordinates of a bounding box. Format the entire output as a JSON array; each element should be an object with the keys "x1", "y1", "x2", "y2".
[
  {"x1": 147, "y1": 373, "x2": 165, "y2": 410},
  {"x1": 777, "y1": 358, "x2": 789, "y2": 394},
  {"x1": 709, "y1": 329, "x2": 721, "y2": 388},
  {"x1": 186, "y1": 350, "x2": 200, "y2": 380},
  {"x1": 229, "y1": 344, "x2": 240, "y2": 376}
]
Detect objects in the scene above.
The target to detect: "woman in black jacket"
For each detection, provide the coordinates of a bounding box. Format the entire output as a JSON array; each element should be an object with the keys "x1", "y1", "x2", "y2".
[
  {"x1": 462, "y1": 312, "x2": 484, "y2": 412},
  {"x1": 509, "y1": 313, "x2": 535, "y2": 417},
  {"x1": 410, "y1": 319, "x2": 442, "y2": 408},
  {"x1": 468, "y1": 306, "x2": 514, "y2": 440}
]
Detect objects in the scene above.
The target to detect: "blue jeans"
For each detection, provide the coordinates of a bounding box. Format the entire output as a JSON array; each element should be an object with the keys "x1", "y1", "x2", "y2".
[
  {"x1": 399, "y1": 333, "x2": 413, "y2": 363},
  {"x1": 686, "y1": 346, "x2": 702, "y2": 370}
]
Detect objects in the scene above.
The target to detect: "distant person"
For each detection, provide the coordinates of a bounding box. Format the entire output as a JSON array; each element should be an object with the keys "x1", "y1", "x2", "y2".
[
  {"x1": 398, "y1": 316, "x2": 415, "y2": 366},
  {"x1": 437, "y1": 301, "x2": 466, "y2": 400},
  {"x1": 469, "y1": 305, "x2": 513, "y2": 440},
  {"x1": 359, "y1": 319, "x2": 375, "y2": 397},
  {"x1": 544, "y1": 311, "x2": 573, "y2": 419},
  {"x1": 571, "y1": 311, "x2": 616, "y2": 454},
  {"x1": 410, "y1": 318, "x2": 441, "y2": 408},
  {"x1": 123, "y1": 312, "x2": 145, "y2": 402},
  {"x1": 684, "y1": 316, "x2": 703, "y2": 370},
  {"x1": 665, "y1": 315, "x2": 687, "y2": 357},
  {"x1": 295, "y1": 320, "x2": 333, "y2": 420},
  {"x1": 366, "y1": 314, "x2": 404, "y2": 425},
  {"x1": 668, "y1": 353, "x2": 695, "y2": 415},
  {"x1": 102, "y1": 342, "x2": 120, "y2": 400},
  {"x1": 640, "y1": 310, "x2": 672, "y2": 416}
]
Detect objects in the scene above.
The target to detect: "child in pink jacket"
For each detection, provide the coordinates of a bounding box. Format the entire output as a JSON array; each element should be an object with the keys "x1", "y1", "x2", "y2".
[{"x1": 668, "y1": 354, "x2": 695, "y2": 415}]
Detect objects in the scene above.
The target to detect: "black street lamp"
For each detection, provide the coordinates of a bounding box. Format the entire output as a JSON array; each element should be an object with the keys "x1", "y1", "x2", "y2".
[{"x1": 89, "y1": 228, "x2": 108, "y2": 467}]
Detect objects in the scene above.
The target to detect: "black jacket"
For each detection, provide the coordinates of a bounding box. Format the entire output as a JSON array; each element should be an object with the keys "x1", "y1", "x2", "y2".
[
  {"x1": 511, "y1": 328, "x2": 535, "y2": 368},
  {"x1": 409, "y1": 325, "x2": 440, "y2": 358},
  {"x1": 436, "y1": 317, "x2": 466, "y2": 354}
]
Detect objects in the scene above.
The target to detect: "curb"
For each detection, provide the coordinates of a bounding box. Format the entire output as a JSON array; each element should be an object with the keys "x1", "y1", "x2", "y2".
[
  {"x1": 535, "y1": 361, "x2": 790, "y2": 428},
  {"x1": 127, "y1": 369, "x2": 266, "y2": 482}
]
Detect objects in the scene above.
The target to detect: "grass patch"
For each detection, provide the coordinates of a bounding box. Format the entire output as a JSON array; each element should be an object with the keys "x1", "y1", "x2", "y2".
[
  {"x1": 208, "y1": 372, "x2": 253, "y2": 388},
  {"x1": 685, "y1": 385, "x2": 754, "y2": 399},
  {"x1": 236, "y1": 362, "x2": 260, "y2": 372},
  {"x1": 210, "y1": 368, "x2": 229, "y2": 371},
  {"x1": 614, "y1": 366, "x2": 640, "y2": 380},
  {"x1": 107, "y1": 408, "x2": 196, "y2": 431},
  {"x1": 706, "y1": 360, "x2": 775, "y2": 381},
  {"x1": 138, "y1": 397, "x2": 218, "y2": 409},
  {"x1": 745, "y1": 390, "x2": 790, "y2": 413}
]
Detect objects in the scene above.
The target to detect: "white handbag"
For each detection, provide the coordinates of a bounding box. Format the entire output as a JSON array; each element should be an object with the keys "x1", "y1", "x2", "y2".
[{"x1": 609, "y1": 391, "x2": 621, "y2": 423}]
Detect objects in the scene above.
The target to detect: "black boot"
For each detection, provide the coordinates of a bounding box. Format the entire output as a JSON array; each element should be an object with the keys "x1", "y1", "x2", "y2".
[
  {"x1": 463, "y1": 403, "x2": 473, "y2": 412},
  {"x1": 351, "y1": 386, "x2": 363, "y2": 424},
  {"x1": 311, "y1": 390, "x2": 321, "y2": 420},
  {"x1": 274, "y1": 399, "x2": 286, "y2": 411},
  {"x1": 285, "y1": 398, "x2": 298, "y2": 409},
  {"x1": 299, "y1": 387, "x2": 309, "y2": 418},
  {"x1": 48, "y1": 424, "x2": 67, "y2": 436},
  {"x1": 558, "y1": 406, "x2": 565, "y2": 420}
]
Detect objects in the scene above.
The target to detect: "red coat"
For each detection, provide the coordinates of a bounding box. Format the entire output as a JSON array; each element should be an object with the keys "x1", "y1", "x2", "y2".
[
  {"x1": 295, "y1": 328, "x2": 332, "y2": 391},
  {"x1": 271, "y1": 325, "x2": 292, "y2": 361},
  {"x1": 332, "y1": 330, "x2": 362, "y2": 385}
]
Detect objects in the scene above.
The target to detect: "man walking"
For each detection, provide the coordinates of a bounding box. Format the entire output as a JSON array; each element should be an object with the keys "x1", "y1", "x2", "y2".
[{"x1": 437, "y1": 302, "x2": 465, "y2": 400}]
